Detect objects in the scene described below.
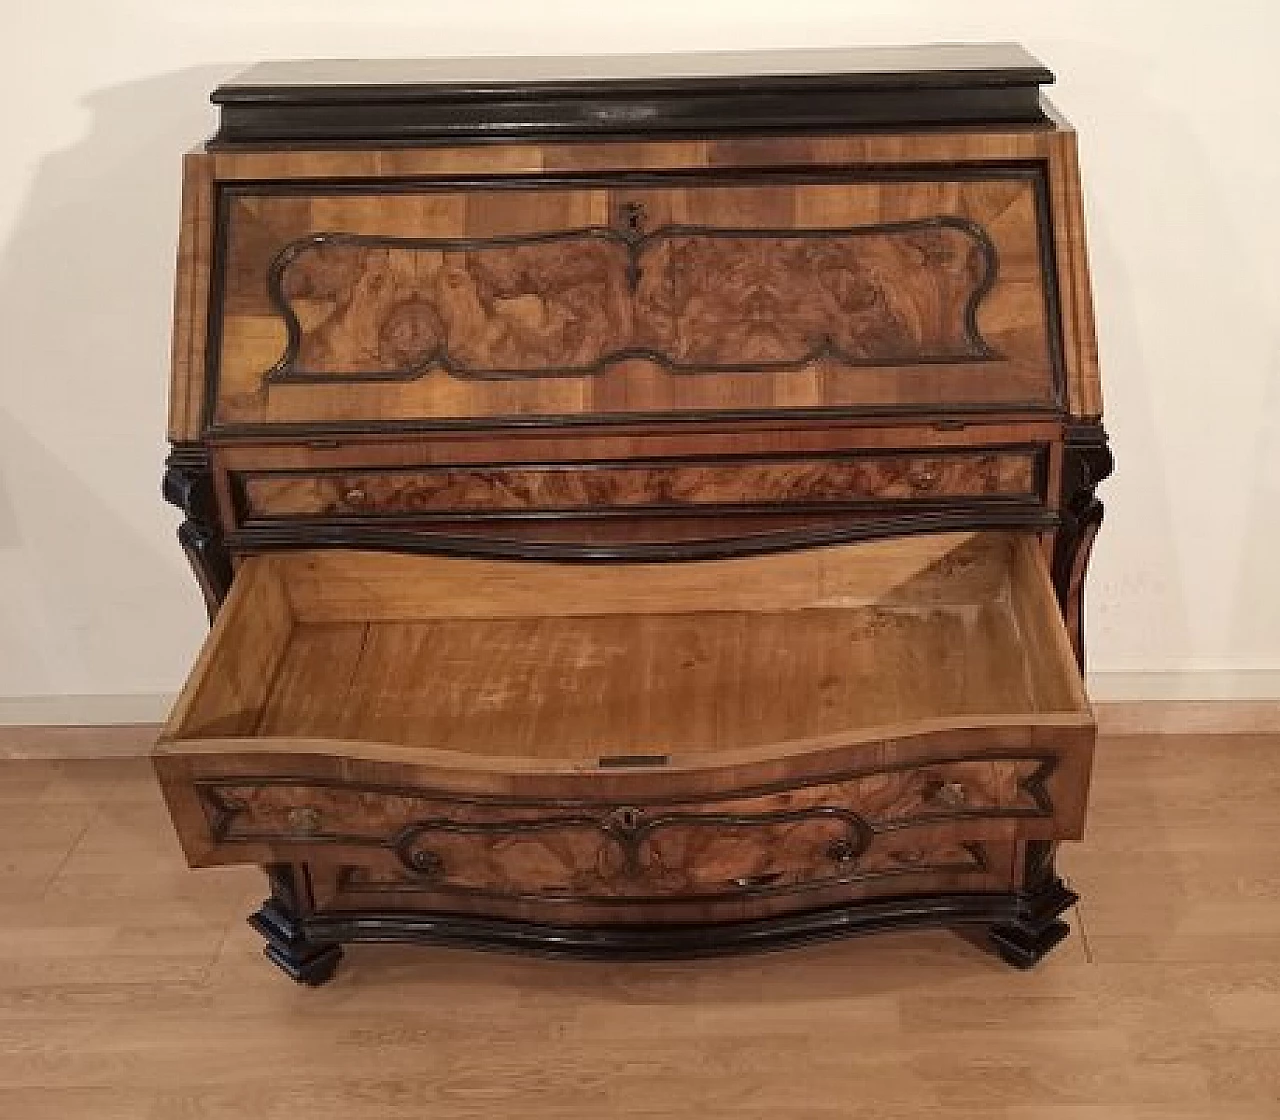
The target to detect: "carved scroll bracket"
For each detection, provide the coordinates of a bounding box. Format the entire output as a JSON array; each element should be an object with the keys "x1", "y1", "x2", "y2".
[
  {"x1": 163, "y1": 444, "x2": 232, "y2": 622},
  {"x1": 1052, "y1": 421, "x2": 1113, "y2": 670}
]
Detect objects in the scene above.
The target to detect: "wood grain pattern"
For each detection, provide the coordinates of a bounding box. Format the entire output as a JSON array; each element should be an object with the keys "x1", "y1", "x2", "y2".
[
  {"x1": 167, "y1": 151, "x2": 214, "y2": 442},
  {"x1": 201, "y1": 758, "x2": 1047, "y2": 844},
  {"x1": 159, "y1": 553, "x2": 293, "y2": 743},
  {"x1": 206, "y1": 129, "x2": 1059, "y2": 181},
  {"x1": 171, "y1": 125, "x2": 1104, "y2": 439},
  {"x1": 211, "y1": 176, "x2": 1058, "y2": 430},
  {"x1": 238, "y1": 451, "x2": 1039, "y2": 519},
  {"x1": 325, "y1": 831, "x2": 995, "y2": 906},
  {"x1": 213, "y1": 417, "x2": 1064, "y2": 469},
  {"x1": 235, "y1": 606, "x2": 1042, "y2": 754},
  {"x1": 311, "y1": 831, "x2": 1017, "y2": 926},
  {"x1": 271, "y1": 219, "x2": 994, "y2": 380},
  {"x1": 158, "y1": 69, "x2": 1106, "y2": 974},
  {"x1": 154, "y1": 531, "x2": 1094, "y2": 898},
  {"x1": 213, "y1": 422, "x2": 1059, "y2": 558},
  {"x1": 1045, "y1": 117, "x2": 1104, "y2": 418},
  {"x1": 268, "y1": 531, "x2": 1016, "y2": 622},
  {"x1": 193, "y1": 758, "x2": 1045, "y2": 915}
]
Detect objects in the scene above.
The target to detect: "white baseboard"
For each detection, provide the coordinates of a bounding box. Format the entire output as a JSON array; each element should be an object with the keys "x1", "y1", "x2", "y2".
[{"x1": 1086, "y1": 670, "x2": 1280, "y2": 702}]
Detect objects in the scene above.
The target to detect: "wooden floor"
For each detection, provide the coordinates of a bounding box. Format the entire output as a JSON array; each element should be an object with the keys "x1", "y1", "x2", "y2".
[{"x1": 2, "y1": 735, "x2": 1278, "y2": 1118}]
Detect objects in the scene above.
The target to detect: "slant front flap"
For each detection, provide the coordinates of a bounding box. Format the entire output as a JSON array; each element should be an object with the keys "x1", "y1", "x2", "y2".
[{"x1": 208, "y1": 171, "x2": 1063, "y2": 433}]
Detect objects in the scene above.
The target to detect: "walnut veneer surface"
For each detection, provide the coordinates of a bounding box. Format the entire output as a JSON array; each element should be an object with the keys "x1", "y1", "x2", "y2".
[{"x1": 158, "y1": 45, "x2": 1111, "y2": 981}]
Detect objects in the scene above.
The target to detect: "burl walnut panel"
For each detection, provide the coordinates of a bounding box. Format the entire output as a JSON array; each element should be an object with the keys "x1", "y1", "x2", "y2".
[
  {"x1": 271, "y1": 219, "x2": 992, "y2": 379},
  {"x1": 195, "y1": 754, "x2": 1053, "y2": 874},
  {"x1": 238, "y1": 450, "x2": 1039, "y2": 520},
  {"x1": 329, "y1": 833, "x2": 989, "y2": 903},
  {"x1": 191, "y1": 757, "x2": 1045, "y2": 919},
  {"x1": 212, "y1": 175, "x2": 1059, "y2": 430},
  {"x1": 307, "y1": 834, "x2": 1008, "y2": 926}
]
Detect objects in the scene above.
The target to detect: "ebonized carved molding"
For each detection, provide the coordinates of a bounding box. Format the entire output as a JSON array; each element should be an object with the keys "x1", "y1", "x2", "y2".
[
  {"x1": 290, "y1": 887, "x2": 1040, "y2": 964},
  {"x1": 249, "y1": 854, "x2": 1076, "y2": 971},
  {"x1": 227, "y1": 505, "x2": 1060, "y2": 564},
  {"x1": 211, "y1": 46, "x2": 1055, "y2": 146},
  {"x1": 1051, "y1": 421, "x2": 1113, "y2": 669},
  {"x1": 163, "y1": 445, "x2": 232, "y2": 620},
  {"x1": 265, "y1": 216, "x2": 999, "y2": 383}
]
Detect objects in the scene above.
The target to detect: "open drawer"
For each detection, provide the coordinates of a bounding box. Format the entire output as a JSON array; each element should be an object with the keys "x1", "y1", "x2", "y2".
[{"x1": 154, "y1": 532, "x2": 1094, "y2": 922}]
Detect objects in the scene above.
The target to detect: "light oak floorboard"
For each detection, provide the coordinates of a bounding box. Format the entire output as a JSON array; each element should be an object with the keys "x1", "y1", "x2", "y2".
[{"x1": 0, "y1": 737, "x2": 1276, "y2": 1117}]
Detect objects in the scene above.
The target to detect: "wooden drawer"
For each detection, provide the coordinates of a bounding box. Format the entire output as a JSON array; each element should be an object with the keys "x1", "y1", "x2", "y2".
[
  {"x1": 306, "y1": 828, "x2": 1018, "y2": 926},
  {"x1": 234, "y1": 448, "x2": 1044, "y2": 522},
  {"x1": 186, "y1": 757, "x2": 1049, "y2": 924},
  {"x1": 198, "y1": 756, "x2": 1056, "y2": 851},
  {"x1": 209, "y1": 169, "x2": 1062, "y2": 433},
  {"x1": 155, "y1": 531, "x2": 1093, "y2": 924}
]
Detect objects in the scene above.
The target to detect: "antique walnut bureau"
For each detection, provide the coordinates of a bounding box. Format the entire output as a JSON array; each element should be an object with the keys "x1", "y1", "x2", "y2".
[{"x1": 155, "y1": 44, "x2": 1112, "y2": 984}]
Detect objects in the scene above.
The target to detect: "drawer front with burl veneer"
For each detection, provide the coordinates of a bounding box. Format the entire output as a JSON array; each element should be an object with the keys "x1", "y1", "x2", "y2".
[
  {"x1": 184, "y1": 751, "x2": 1070, "y2": 926},
  {"x1": 310, "y1": 828, "x2": 1017, "y2": 926},
  {"x1": 233, "y1": 448, "x2": 1046, "y2": 523}
]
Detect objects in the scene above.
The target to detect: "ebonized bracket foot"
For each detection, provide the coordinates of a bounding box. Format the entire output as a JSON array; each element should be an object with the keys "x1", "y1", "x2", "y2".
[
  {"x1": 248, "y1": 866, "x2": 343, "y2": 985},
  {"x1": 988, "y1": 878, "x2": 1077, "y2": 969},
  {"x1": 988, "y1": 841, "x2": 1077, "y2": 969},
  {"x1": 249, "y1": 899, "x2": 344, "y2": 985}
]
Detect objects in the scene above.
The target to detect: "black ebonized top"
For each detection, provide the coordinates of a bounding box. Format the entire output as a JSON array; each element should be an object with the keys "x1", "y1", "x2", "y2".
[{"x1": 211, "y1": 43, "x2": 1054, "y2": 147}]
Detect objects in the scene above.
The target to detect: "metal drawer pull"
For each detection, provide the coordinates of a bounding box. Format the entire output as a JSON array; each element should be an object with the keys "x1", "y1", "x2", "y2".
[
  {"x1": 931, "y1": 780, "x2": 969, "y2": 809},
  {"x1": 731, "y1": 870, "x2": 784, "y2": 890},
  {"x1": 827, "y1": 840, "x2": 860, "y2": 864},
  {"x1": 286, "y1": 806, "x2": 321, "y2": 835},
  {"x1": 341, "y1": 486, "x2": 368, "y2": 506},
  {"x1": 408, "y1": 849, "x2": 445, "y2": 879}
]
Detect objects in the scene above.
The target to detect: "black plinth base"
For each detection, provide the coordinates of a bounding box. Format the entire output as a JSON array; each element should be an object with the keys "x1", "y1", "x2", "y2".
[
  {"x1": 247, "y1": 883, "x2": 1079, "y2": 984},
  {"x1": 988, "y1": 879, "x2": 1078, "y2": 969},
  {"x1": 248, "y1": 898, "x2": 344, "y2": 986}
]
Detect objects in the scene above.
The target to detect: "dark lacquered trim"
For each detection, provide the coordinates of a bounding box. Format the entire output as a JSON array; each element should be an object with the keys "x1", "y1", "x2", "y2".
[
  {"x1": 225, "y1": 507, "x2": 1059, "y2": 563},
  {"x1": 210, "y1": 51, "x2": 1053, "y2": 146},
  {"x1": 1052, "y1": 421, "x2": 1113, "y2": 670},
  {"x1": 210, "y1": 402, "x2": 1067, "y2": 440},
  {"x1": 163, "y1": 444, "x2": 232, "y2": 620},
  {"x1": 299, "y1": 889, "x2": 1025, "y2": 961}
]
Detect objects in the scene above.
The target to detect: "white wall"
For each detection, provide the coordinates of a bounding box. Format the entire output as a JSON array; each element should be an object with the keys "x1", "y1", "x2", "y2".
[{"x1": 2, "y1": 1, "x2": 1278, "y2": 716}]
